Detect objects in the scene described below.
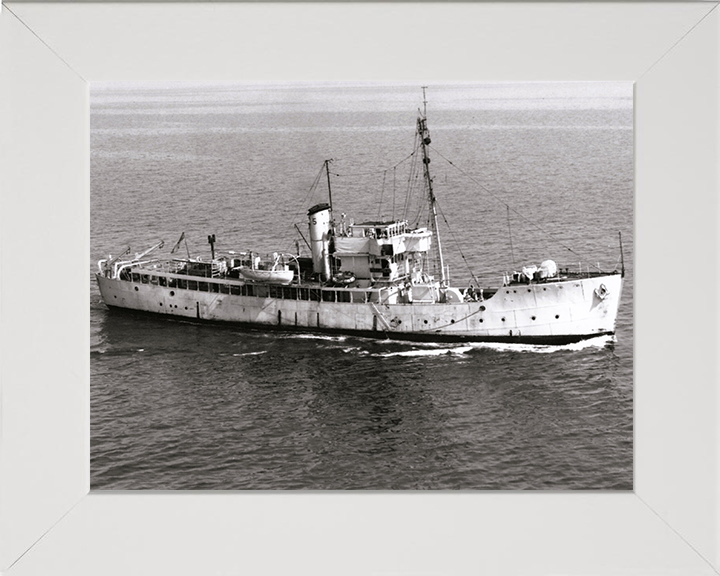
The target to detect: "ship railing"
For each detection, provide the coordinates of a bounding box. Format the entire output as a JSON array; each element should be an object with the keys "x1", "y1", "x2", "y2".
[
  {"x1": 116, "y1": 272, "x2": 392, "y2": 305},
  {"x1": 504, "y1": 266, "x2": 621, "y2": 286},
  {"x1": 554, "y1": 263, "x2": 621, "y2": 279},
  {"x1": 150, "y1": 259, "x2": 208, "y2": 276},
  {"x1": 114, "y1": 259, "x2": 161, "y2": 279},
  {"x1": 279, "y1": 253, "x2": 302, "y2": 285}
]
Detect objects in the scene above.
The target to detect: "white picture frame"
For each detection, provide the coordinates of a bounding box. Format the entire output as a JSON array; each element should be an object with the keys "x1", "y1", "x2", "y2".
[{"x1": 1, "y1": 3, "x2": 718, "y2": 574}]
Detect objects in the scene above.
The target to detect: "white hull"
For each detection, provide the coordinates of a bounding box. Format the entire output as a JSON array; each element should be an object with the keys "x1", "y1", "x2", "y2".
[{"x1": 96, "y1": 273, "x2": 622, "y2": 344}]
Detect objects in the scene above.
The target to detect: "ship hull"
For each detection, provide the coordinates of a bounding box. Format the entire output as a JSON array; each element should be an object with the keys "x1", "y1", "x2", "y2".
[{"x1": 96, "y1": 273, "x2": 622, "y2": 344}]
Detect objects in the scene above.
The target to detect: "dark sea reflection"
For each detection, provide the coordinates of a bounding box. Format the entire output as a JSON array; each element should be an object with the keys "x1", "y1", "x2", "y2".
[
  {"x1": 91, "y1": 82, "x2": 633, "y2": 490},
  {"x1": 91, "y1": 311, "x2": 631, "y2": 489}
]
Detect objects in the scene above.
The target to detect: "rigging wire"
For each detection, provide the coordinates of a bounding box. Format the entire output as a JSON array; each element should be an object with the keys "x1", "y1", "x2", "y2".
[
  {"x1": 330, "y1": 150, "x2": 416, "y2": 178},
  {"x1": 392, "y1": 166, "x2": 397, "y2": 220},
  {"x1": 409, "y1": 132, "x2": 428, "y2": 227},
  {"x1": 377, "y1": 170, "x2": 387, "y2": 220},
  {"x1": 507, "y1": 205, "x2": 516, "y2": 268},
  {"x1": 403, "y1": 131, "x2": 422, "y2": 221},
  {"x1": 404, "y1": 165, "x2": 421, "y2": 223},
  {"x1": 301, "y1": 163, "x2": 326, "y2": 209},
  {"x1": 434, "y1": 197, "x2": 481, "y2": 286},
  {"x1": 282, "y1": 163, "x2": 326, "y2": 254},
  {"x1": 412, "y1": 182, "x2": 428, "y2": 230},
  {"x1": 429, "y1": 144, "x2": 602, "y2": 271}
]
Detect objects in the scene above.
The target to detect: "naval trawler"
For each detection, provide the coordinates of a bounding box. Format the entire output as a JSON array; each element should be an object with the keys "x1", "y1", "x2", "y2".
[{"x1": 96, "y1": 93, "x2": 624, "y2": 344}]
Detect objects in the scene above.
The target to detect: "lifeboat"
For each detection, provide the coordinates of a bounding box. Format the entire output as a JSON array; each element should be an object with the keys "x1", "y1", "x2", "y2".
[{"x1": 239, "y1": 268, "x2": 294, "y2": 285}]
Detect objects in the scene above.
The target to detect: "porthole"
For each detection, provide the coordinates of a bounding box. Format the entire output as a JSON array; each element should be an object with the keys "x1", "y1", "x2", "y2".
[
  {"x1": 531, "y1": 316, "x2": 536, "y2": 321},
  {"x1": 501, "y1": 317, "x2": 506, "y2": 322},
  {"x1": 527, "y1": 289, "x2": 531, "y2": 292},
  {"x1": 170, "y1": 291, "x2": 175, "y2": 297},
  {"x1": 450, "y1": 319, "x2": 455, "y2": 324},
  {"x1": 479, "y1": 305, "x2": 486, "y2": 311},
  {"x1": 114, "y1": 295, "x2": 117, "y2": 299},
  {"x1": 543, "y1": 288, "x2": 547, "y2": 291},
  {"x1": 159, "y1": 303, "x2": 163, "y2": 306},
  {"x1": 134, "y1": 287, "x2": 138, "y2": 291},
  {"x1": 555, "y1": 314, "x2": 560, "y2": 319},
  {"x1": 479, "y1": 318, "x2": 484, "y2": 323},
  {"x1": 424, "y1": 319, "x2": 428, "y2": 324}
]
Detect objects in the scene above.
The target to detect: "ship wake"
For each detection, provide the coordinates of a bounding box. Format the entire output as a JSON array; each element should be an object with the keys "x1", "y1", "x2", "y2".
[{"x1": 368, "y1": 334, "x2": 614, "y2": 357}]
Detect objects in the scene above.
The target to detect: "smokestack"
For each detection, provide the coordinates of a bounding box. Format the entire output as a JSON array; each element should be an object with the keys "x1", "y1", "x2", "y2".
[{"x1": 308, "y1": 203, "x2": 331, "y2": 280}]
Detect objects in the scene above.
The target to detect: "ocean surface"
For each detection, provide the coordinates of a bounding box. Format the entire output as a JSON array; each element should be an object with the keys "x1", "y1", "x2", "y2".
[{"x1": 90, "y1": 82, "x2": 633, "y2": 490}]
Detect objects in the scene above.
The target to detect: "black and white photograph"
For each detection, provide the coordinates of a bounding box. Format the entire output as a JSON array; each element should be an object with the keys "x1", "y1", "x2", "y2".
[
  {"x1": 7, "y1": 1, "x2": 720, "y2": 573},
  {"x1": 91, "y1": 81, "x2": 633, "y2": 490}
]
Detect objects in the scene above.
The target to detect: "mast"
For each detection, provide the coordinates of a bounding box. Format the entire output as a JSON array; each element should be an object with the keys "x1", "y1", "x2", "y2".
[
  {"x1": 207, "y1": 234, "x2": 216, "y2": 260},
  {"x1": 324, "y1": 158, "x2": 333, "y2": 213},
  {"x1": 418, "y1": 87, "x2": 447, "y2": 285}
]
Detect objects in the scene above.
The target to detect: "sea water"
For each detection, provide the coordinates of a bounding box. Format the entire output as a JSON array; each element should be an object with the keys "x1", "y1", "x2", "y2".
[{"x1": 90, "y1": 82, "x2": 633, "y2": 489}]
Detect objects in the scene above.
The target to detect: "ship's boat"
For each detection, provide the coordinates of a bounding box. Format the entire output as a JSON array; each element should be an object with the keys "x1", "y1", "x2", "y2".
[
  {"x1": 96, "y1": 90, "x2": 624, "y2": 345},
  {"x1": 237, "y1": 253, "x2": 295, "y2": 285}
]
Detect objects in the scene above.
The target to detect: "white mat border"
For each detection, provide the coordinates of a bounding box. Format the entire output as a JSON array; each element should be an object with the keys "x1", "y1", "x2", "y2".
[{"x1": 1, "y1": 3, "x2": 718, "y2": 574}]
